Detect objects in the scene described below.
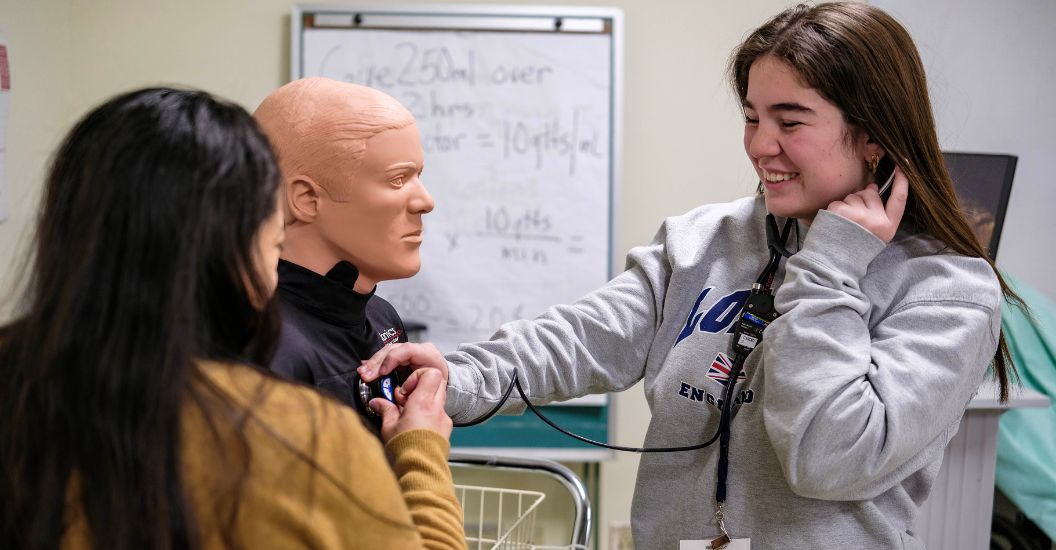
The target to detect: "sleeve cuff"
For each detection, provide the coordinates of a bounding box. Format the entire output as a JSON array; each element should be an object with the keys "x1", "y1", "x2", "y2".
[
  {"x1": 444, "y1": 359, "x2": 478, "y2": 421},
  {"x1": 798, "y1": 210, "x2": 887, "y2": 278},
  {"x1": 385, "y1": 429, "x2": 451, "y2": 468}
]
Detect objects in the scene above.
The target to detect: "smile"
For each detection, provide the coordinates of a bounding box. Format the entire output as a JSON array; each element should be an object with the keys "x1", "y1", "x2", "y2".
[{"x1": 761, "y1": 169, "x2": 799, "y2": 182}]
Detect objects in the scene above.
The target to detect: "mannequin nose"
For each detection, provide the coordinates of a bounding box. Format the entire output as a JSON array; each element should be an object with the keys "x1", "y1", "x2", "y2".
[{"x1": 410, "y1": 180, "x2": 435, "y2": 214}]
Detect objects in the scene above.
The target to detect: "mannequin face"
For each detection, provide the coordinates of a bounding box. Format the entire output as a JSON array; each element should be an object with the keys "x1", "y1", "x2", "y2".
[
  {"x1": 743, "y1": 56, "x2": 880, "y2": 222},
  {"x1": 314, "y1": 123, "x2": 433, "y2": 291}
]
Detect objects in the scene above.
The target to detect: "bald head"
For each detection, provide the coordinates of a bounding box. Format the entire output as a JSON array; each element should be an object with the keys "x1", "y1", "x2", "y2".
[{"x1": 254, "y1": 77, "x2": 415, "y2": 201}]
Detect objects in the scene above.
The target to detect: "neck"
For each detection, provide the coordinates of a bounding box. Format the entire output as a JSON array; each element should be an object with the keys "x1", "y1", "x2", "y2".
[
  {"x1": 351, "y1": 272, "x2": 377, "y2": 294},
  {"x1": 280, "y1": 229, "x2": 376, "y2": 294},
  {"x1": 280, "y1": 245, "x2": 337, "y2": 278}
]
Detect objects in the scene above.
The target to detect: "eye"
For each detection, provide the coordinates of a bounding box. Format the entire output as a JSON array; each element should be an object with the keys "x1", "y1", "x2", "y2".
[
  {"x1": 389, "y1": 175, "x2": 405, "y2": 188},
  {"x1": 780, "y1": 120, "x2": 802, "y2": 128},
  {"x1": 743, "y1": 115, "x2": 759, "y2": 125}
]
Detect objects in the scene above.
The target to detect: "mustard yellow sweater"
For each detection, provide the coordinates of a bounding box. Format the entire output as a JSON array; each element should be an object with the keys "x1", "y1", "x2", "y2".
[{"x1": 62, "y1": 361, "x2": 466, "y2": 549}]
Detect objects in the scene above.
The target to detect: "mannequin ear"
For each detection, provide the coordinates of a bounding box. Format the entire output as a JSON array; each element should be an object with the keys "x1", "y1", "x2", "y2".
[{"x1": 287, "y1": 176, "x2": 322, "y2": 224}]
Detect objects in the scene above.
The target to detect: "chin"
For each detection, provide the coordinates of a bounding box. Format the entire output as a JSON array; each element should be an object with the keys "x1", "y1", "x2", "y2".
[
  {"x1": 763, "y1": 196, "x2": 795, "y2": 218},
  {"x1": 385, "y1": 262, "x2": 422, "y2": 281},
  {"x1": 763, "y1": 196, "x2": 818, "y2": 221}
]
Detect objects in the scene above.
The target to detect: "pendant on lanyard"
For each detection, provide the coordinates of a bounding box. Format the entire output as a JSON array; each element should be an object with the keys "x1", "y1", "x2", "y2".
[{"x1": 711, "y1": 213, "x2": 795, "y2": 549}]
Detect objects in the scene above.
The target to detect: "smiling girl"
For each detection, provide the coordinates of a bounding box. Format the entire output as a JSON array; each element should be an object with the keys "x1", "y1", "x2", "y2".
[{"x1": 362, "y1": 3, "x2": 1023, "y2": 547}]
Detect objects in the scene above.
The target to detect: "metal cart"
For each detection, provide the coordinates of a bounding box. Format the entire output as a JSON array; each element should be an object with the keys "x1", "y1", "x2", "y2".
[{"x1": 450, "y1": 452, "x2": 592, "y2": 550}]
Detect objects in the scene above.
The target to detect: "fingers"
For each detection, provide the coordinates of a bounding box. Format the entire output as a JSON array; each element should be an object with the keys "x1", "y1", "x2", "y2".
[
  {"x1": 825, "y1": 169, "x2": 910, "y2": 242},
  {"x1": 411, "y1": 369, "x2": 452, "y2": 437},
  {"x1": 385, "y1": 366, "x2": 453, "y2": 440},
  {"x1": 842, "y1": 192, "x2": 866, "y2": 209},
  {"x1": 401, "y1": 369, "x2": 444, "y2": 405},
  {"x1": 359, "y1": 344, "x2": 397, "y2": 382},
  {"x1": 394, "y1": 368, "x2": 425, "y2": 405},
  {"x1": 369, "y1": 398, "x2": 401, "y2": 443},
  {"x1": 859, "y1": 183, "x2": 884, "y2": 210},
  {"x1": 884, "y1": 166, "x2": 910, "y2": 224},
  {"x1": 418, "y1": 368, "x2": 449, "y2": 409},
  {"x1": 359, "y1": 342, "x2": 447, "y2": 382}
]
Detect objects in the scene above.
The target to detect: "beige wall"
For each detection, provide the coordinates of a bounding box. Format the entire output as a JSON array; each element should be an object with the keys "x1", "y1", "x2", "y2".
[
  {"x1": 0, "y1": 1, "x2": 73, "y2": 314},
  {"x1": 0, "y1": 1, "x2": 795, "y2": 548}
]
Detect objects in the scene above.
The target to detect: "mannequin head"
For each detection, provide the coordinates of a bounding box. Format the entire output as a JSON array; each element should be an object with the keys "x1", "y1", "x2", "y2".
[{"x1": 254, "y1": 77, "x2": 434, "y2": 292}]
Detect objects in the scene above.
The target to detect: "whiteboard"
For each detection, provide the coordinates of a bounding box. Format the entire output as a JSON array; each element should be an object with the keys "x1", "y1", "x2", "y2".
[{"x1": 294, "y1": 6, "x2": 622, "y2": 354}]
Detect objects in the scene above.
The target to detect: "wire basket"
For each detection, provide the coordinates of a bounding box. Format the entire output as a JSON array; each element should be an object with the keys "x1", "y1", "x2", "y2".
[{"x1": 456, "y1": 484, "x2": 547, "y2": 550}]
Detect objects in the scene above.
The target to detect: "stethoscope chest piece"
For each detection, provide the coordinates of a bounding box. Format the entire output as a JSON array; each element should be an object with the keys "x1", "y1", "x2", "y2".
[{"x1": 356, "y1": 371, "x2": 403, "y2": 420}]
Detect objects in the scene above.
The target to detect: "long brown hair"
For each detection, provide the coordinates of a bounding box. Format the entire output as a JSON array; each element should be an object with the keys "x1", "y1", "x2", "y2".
[{"x1": 729, "y1": 2, "x2": 1024, "y2": 400}]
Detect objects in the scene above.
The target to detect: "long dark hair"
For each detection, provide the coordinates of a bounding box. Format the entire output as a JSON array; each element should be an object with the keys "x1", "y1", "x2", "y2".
[
  {"x1": 0, "y1": 88, "x2": 281, "y2": 549},
  {"x1": 729, "y1": 2, "x2": 1024, "y2": 400}
]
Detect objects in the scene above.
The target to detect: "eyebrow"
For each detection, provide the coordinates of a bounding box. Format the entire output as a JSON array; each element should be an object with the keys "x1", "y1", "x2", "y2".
[
  {"x1": 384, "y1": 161, "x2": 420, "y2": 174},
  {"x1": 742, "y1": 100, "x2": 815, "y2": 115}
]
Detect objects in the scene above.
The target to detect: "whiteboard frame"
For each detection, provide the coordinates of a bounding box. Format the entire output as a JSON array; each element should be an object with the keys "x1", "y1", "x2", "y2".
[{"x1": 291, "y1": 4, "x2": 623, "y2": 460}]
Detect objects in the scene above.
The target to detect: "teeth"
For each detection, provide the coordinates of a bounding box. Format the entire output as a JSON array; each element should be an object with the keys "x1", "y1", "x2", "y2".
[{"x1": 762, "y1": 170, "x2": 797, "y2": 182}]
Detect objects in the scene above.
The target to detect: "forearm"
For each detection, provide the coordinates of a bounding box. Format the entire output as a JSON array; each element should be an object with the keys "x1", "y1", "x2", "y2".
[
  {"x1": 763, "y1": 211, "x2": 1000, "y2": 499},
  {"x1": 385, "y1": 430, "x2": 467, "y2": 550},
  {"x1": 444, "y1": 264, "x2": 662, "y2": 422}
]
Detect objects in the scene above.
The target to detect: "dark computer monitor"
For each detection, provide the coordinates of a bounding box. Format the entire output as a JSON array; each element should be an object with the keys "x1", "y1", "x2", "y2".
[{"x1": 942, "y1": 151, "x2": 1017, "y2": 260}]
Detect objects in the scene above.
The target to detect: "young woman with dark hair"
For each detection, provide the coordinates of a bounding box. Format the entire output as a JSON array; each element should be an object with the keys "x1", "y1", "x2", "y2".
[
  {"x1": 0, "y1": 88, "x2": 464, "y2": 550},
  {"x1": 362, "y1": 3, "x2": 1024, "y2": 547}
]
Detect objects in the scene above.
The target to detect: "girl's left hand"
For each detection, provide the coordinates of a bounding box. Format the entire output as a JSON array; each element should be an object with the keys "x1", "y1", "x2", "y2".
[{"x1": 826, "y1": 166, "x2": 910, "y2": 243}]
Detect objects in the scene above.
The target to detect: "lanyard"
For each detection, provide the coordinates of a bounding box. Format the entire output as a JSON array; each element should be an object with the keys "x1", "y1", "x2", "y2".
[{"x1": 712, "y1": 214, "x2": 795, "y2": 547}]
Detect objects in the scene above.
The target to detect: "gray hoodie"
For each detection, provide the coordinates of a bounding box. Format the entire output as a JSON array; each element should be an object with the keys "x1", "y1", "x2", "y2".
[{"x1": 445, "y1": 195, "x2": 1001, "y2": 549}]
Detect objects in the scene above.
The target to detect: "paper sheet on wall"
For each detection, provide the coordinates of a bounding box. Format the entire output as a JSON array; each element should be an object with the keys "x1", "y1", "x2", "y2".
[{"x1": 0, "y1": 31, "x2": 10, "y2": 222}]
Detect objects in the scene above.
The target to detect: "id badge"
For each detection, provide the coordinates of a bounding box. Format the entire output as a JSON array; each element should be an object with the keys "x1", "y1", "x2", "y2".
[{"x1": 679, "y1": 538, "x2": 750, "y2": 550}]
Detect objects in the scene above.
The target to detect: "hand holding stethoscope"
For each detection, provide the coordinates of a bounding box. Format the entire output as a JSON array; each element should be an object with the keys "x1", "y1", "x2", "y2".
[{"x1": 826, "y1": 165, "x2": 910, "y2": 243}]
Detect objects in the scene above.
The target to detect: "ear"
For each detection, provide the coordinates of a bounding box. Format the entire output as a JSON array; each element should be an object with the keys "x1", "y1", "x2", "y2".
[
  {"x1": 861, "y1": 132, "x2": 886, "y2": 162},
  {"x1": 286, "y1": 176, "x2": 322, "y2": 224}
]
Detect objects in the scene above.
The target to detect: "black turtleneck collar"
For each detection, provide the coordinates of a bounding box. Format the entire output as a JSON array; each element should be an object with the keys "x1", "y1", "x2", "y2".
[{"x1": 277, "y1": 259, "x2": 375, "y2": 329}]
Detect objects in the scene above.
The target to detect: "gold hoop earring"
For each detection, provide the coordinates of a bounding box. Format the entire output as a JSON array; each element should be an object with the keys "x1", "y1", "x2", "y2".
[{"x1": 867, "y1": 154, "x2": 880, "y2": 174}]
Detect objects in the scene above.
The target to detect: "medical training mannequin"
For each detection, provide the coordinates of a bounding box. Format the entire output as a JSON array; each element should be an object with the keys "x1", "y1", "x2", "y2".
[{"x1": 254, "y1": 77, "x2": 434, "y2": 413}]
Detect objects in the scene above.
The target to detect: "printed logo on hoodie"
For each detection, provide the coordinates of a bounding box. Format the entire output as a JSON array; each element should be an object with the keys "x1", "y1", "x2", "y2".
[
  {"x1": 378, "y1": 327, "x2": 402, "y2": 345},
  {"x1": 706, "y1": 352, "x2": 746, "y2": 387},
  {"x1": 675, "y1": 287, "x2": 750, "y2": 345},
  {"x1": 677, "y1": 377, "x2": 754, "y2": 410}
]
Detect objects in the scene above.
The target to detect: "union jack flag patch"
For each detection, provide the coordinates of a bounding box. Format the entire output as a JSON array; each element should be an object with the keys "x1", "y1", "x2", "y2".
[{"x1": 706, "y1": 352, "x2": 745, "y2": 387}]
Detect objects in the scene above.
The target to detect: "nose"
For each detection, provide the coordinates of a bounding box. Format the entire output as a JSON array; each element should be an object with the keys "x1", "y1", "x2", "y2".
[
  {"x1": 746, "y1": 122, "x2": 781, "y2": 161},
  {"x1": 409, "y1": 177, "x2": 435, "y2": 215}
]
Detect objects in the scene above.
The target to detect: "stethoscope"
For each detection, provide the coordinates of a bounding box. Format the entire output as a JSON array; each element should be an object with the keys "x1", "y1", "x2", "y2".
[
  {"x1": 355, "y1": 212, "x2": 796, "y2": 546},
  {"x1": 358, "y1": 213, "x2": 798, "y2": 455},
  {"x1": 445, "y1": 215, "x2": 796, "y2": 550}
]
